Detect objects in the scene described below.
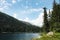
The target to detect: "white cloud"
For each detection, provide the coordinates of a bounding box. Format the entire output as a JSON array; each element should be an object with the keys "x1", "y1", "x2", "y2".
[
  {"x1": 13, "y1": 13, "x2": 17, "y2": 18},
  {"x1": 0, "y1": 0, "x2": 12, "y2": 6},
  {"x1": 0, "y1": 5, "x2": 9, "y2": 11},
  {"x1": 29, "y1": 8, "x2": 43, "y2": 12},
  {"x1": 17, "y1": 8, "x2": 44, "y2": 27},
  {"x1": 0, "y1": 0, "x2": 12, "y2": 11},
  {"x1": 20, "y1": 13, "x2": 43, "y2": 27},
  {"x1": 0, "y1": 7, "x2": 4, "y2": 11},
  {"x1": 12, "y1": 0, "x2": 16, "y2": 4},
  {"x1": 18, "y1": 8, "x2": 51, "y2": 27},
  {"x1": 17, "y1": 8, "x2": 44, "y2": 26},
  {"x1": 31, "y1": 13, "x2": 44, "y2": 27},
  {"x1": 30, "y1": 9, "x2": 52, "y2": 27},
  {"x1": 47, "y1": 9, "x2": 52, "y2": 14},
  {"x1": 20, "y1": 8, "x2": 43, "y2": 14},
  {"x1": 0, "y1": 0, "x2": 19, "y2": 12},
  {"x1": 0, "y1": 0, "x2": 6, "y2": 3},
  {"x1": 24, "y1": 17, "x2": 29, "y2": 22},
  {"x1": 11, "y1": 8, "x2": 51, "y2": 27}
]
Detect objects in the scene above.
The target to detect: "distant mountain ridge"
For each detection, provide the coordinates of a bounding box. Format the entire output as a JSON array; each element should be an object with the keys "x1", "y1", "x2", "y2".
[{"x1": 0, "y1": 12, "x2": 40, "y2": 33}]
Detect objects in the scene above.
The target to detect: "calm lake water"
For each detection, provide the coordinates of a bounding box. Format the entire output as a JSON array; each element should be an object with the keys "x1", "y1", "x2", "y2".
[{"x1": 0, "y1": 33, "x2": 40, "y2": 40}]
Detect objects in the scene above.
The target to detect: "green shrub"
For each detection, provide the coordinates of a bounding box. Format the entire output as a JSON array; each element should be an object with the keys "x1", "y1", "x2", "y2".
[{"x1": 33, "y1": 33, "x2": 60, "y2": 40}]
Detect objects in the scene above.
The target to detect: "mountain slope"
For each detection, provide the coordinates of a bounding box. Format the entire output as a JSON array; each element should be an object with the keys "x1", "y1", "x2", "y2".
[{"x1": 0, "y1": 12, "x2": 40, "y2": 33}]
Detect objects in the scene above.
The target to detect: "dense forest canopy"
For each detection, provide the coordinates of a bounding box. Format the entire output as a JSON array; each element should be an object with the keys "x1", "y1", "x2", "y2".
[{"x1": 42, "y1": 0, "x2": 60, "y2": 33}]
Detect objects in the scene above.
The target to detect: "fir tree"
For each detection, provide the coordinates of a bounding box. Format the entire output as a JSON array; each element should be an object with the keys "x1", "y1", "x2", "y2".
[
  {"x1": 50, "y1": 0, "x2": 60, "y2": 32},
  {"x1": 50, "y1": 0, "x2": 57, "y2": 31},
  {"x1": 43, "y1": 7, "x2": 50, "y2": 32}
]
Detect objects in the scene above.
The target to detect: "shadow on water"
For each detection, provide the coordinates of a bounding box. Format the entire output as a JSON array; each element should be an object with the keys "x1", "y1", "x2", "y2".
[{"x1": 0, "y1": 33, "x2": 40, "y2": 40}]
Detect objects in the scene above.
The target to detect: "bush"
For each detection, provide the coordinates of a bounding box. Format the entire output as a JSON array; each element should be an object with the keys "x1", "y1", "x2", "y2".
[{"x1": 32, "y1": 33, "x2": 60, "y2": 40}]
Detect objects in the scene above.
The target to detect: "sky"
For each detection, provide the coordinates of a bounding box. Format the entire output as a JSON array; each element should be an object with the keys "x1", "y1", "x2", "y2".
[{"x1": 0, "y1": 0, "x2": 59, "y2": 27}]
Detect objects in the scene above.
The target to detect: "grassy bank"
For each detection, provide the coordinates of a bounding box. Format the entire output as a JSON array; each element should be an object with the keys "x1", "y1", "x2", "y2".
[{"x1": 32, "y1": 33, "x2": 60, "y2": 40}]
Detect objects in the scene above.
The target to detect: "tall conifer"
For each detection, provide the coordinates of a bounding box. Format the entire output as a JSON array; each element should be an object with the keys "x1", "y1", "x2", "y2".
[{"x1": 43, "y1": 7, "x2": 49, "y2": 32}]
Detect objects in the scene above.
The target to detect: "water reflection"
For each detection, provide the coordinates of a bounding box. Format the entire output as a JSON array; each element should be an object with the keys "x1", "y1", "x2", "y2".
[{"x1": 0, "y1": 33, "x2": 40, "y2": 40}]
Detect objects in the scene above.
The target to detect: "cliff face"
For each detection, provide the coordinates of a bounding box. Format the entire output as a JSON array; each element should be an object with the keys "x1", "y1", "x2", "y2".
[{"x1": 0, "y1": 12, "x2": 40, "y2": 33}]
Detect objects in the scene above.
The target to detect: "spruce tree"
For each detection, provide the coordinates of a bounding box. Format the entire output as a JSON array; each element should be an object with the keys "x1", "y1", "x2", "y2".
[
  {"x1": 50, "y1": 0, "x2": 57, "y2": 31},
  {"x1": 43, "y1": 7, "x2": 49, "y2": 32},
  {"x1": 50, "y1": 0, "x2": 60, "y2": 32}
]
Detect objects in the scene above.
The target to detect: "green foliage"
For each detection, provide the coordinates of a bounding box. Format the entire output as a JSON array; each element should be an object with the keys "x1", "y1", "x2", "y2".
[
  {"x1": 33, "y1": 0, "x2": 60, "y2": 40},
  {"x1": 43, "y1": 7, "x2": 50, "y2": 32},
  {"x1": 50, "y1": 0, "x2": 60, "y2": 32},
  {"x1": 33, "y1": 33, "x2": 60, "y2": 40},
  {"x1": 42, "y1": 0, "x2": 60, "y2": 32}
]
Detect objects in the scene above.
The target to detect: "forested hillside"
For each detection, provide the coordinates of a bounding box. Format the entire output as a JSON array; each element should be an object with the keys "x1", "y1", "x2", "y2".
[{"x1": 0, "y1": 12, "x2": 40, "y2": 33}]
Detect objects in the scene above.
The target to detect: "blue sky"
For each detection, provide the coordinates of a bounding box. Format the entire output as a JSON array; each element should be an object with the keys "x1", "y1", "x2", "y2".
[{"x1": 0, "y1": 0, "x2": 59, "y2": 27}]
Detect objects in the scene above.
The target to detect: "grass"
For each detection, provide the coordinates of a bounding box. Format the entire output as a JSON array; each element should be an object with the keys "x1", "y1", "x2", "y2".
[{"x1": 32, "y1": 32, "x2": 60, "y2": 40}]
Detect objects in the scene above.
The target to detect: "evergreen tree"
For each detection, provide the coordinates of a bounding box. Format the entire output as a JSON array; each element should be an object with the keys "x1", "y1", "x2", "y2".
[
  {"x1": 50, "y1": 0, "x2": 57, "y2": 31},
  {"x1": 43, "y1": 7, "x2": 50, "y2": 32},
  {"x1": 50, "y1": 0, "x2": 60, "y2": 32}
]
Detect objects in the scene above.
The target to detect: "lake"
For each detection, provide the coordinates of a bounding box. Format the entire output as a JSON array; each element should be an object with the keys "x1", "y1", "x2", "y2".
[{"x1": 0, "y1": 33, "x2": 40, "y2": 40}]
